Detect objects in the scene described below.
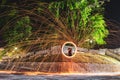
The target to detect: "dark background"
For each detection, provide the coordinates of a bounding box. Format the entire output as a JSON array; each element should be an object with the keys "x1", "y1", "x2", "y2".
[
  {"x1": 104, "y1": 0, "x2": 120, "y2": 49},
  {"x1": 105, "y1": 0, "x2": 120, "y2": 22},
  {"x1": 0, "y1": 0, "x2": 120, "y2": 22}
]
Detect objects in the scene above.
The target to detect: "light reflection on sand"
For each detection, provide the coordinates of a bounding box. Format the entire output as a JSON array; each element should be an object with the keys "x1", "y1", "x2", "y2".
[{"x1": 0, "y1": 70, "x2": 120, "y2": 76}]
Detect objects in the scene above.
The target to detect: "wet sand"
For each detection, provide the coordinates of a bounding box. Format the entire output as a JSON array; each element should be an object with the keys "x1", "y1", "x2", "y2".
[{"x1": 0, "y1": 71, "x2": 120, "y2": 80}]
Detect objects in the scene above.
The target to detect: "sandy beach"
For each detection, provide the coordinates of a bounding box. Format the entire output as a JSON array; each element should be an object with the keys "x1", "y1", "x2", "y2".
[{"x1": 0, "y1": 70, "x2": 120, "y2": 80}]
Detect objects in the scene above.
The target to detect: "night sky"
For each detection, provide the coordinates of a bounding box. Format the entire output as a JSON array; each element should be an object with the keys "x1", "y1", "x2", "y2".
[
  {"x1": 105, "y1": 0, "x2": 120, "y2": 22},
  {"x1": 0, "y1": 0, "x2": 120, "y2": 21},
  {"x1": 2, "y1": 0, "x2": 120, "y2": 22}
]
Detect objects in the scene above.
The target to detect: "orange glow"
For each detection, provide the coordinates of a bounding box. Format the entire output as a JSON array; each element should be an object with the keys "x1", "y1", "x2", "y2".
[
  {"x1": 0, "y1": 70, "x2": 120, "y2": 76},
  {"x1": 62, "y1": 41, "x2": 77, "y2": 58}
]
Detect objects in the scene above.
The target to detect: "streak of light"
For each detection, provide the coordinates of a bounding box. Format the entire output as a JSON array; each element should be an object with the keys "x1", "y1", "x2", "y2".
[{"x1": 0, "y1": 70, "x2": 120, "y2": 76}]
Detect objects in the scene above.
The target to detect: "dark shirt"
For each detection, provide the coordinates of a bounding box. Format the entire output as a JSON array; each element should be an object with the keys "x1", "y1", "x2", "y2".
[{"x1": 68, "y1": 49, "x2": 72, "y2": 56}]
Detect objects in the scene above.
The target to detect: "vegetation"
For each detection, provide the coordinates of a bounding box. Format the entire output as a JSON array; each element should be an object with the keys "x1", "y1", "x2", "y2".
[
  {"x1": 0, "y1": 0, "x2": 108, "y2": 58},
  {"x1": 3, "y1": 16, "x2": 32, "y2": 45},
  {"x1": 49, "y1": 0, "x2": 109, "y2": 47}
]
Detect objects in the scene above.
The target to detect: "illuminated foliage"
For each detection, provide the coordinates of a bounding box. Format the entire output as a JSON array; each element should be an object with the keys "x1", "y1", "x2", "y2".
[
  {"x1": 0, "y1": 0, "x2": 108, "y2": 52},
  {"x1": 3, "y1": 16, "x2": 32, "y2": 45},
  {"x1": 49, "y1": 0, "x2": 109, "y2": 46}
]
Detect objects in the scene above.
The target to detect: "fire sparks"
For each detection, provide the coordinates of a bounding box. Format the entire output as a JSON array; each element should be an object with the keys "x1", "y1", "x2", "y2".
[{"x1": 62, "y1": 41, "x2": 77, "y2": 58}]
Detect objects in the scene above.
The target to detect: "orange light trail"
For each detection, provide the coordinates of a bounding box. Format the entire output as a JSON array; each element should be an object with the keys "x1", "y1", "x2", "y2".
[
  {"x1": 62, "y1": 41, "x2": 77, "y2": 58},
  {"x1": 0, "y1": 70, "x2": 120, "y2": 76}
]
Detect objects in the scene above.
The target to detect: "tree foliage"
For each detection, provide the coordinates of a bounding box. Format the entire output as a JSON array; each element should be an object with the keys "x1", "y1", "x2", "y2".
[
  {"x1": 0, "y1": 0, "x2": 109, "y2": 56},
  {"x1": 3, "y1": 16, "x2": 32, "y2": 45},
  {"x1": 49, "y1": 0, "x2": 109, "y2": 47}
]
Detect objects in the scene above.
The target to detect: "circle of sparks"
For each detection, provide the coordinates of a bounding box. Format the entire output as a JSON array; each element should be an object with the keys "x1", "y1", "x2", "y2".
[{"x1": 62, "y1": 41, "x2": 77, "y2": 58}]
